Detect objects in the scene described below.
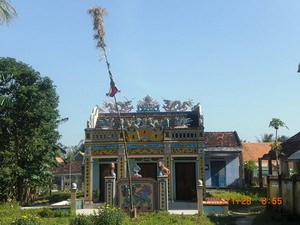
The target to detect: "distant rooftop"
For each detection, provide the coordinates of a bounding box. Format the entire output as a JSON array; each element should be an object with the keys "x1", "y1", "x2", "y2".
[
  {"x1": 242, "y1": 142, "x2": 272, "y2": 162},
  {"x1": 205, "y1": 131, "x2": 241, "y2": 148}
]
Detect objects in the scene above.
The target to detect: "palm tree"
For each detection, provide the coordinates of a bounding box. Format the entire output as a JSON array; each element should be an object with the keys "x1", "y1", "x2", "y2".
[
  {"x1": 277, "y1": 135, "x2": 289, "y2": 142},
  {"x1": 269, "y1": 118, "x2": 289, "y2": 141},
  {"x1": 256, "y1": 133, "x2": 273, "y2": 142},
  {"x1": 269, "y1": 118, "x2": 289, "y2": 176},
  {"x1": 0, "y1": 0, "x2": 17, "y2": 25}
]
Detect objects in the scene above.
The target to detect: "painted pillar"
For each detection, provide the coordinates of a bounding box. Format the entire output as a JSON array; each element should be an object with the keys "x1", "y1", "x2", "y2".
[
  {"x1": 165, "y1": 156, "x2": 171, "y2": 200},
  {"x1": 197, "y1": 179, "x2": 203, "y2": 215},
  {"x1": 84, "y1": 146, "x2": 93, "y2": 204},
  {"x1": 158, "y1": 176, "x2": 168, "y2": 211},
  {"x1": 104, "y1": 176, "x2": 116, "y2": 206},
  {"x1": 118, "y1": 144, "x2": 126, "y2": 178},
  {"x1": 70, "y1": 183, "x2": 77, "y2": 215},
  {"x1": 198, "y1": 146, "x2": 205, "y2": 197},
  {"x1": 164, "y1": 143, "x2": 172, "y2": 201}
]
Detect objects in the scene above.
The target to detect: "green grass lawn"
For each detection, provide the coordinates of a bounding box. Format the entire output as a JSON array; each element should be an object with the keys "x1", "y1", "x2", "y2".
[
  {"x1": 0, "y1": 203, "x2": 73, "y2": 225},
  {"x1": 208, "y1": 187, "x2": 267, "y2": 212},
  {"x1": 124, "y1": 212, "x2": 236, "y2": 225},
  {"x1": 0, "y1": 202, "x2": 236, "y2": 225}
]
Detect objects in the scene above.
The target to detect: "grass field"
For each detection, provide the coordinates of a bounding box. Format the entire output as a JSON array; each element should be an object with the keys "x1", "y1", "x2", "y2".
[{"x1": 0, "y1": 202, "x2": 236, "y2": 225}]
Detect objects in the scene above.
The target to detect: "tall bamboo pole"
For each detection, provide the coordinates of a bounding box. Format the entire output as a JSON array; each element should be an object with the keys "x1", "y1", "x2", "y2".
[{"x1": 88, "y1": 6, "x2": 135, "y2": 216}]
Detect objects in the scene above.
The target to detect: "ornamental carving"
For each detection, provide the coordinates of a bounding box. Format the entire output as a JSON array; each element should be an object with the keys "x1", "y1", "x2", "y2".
[
  {"x1": 173, "y1": 116, "x2": 192, "y2": 127},
  {"x1": 92, "y1": 149, "x2": 118, "y2": 156},
  {"x1": 97, "y1": 117, "x2": 118, "y2": 128},
  {"x1": 162, "y1": 99, "x2": 194, "y2": 112},
  {"x1": 96, "y1": 116, "x2": 191, "y2": 129},
  {"x1": 103, "y1": 100, "x2": 134, "y2": 113},
  {"x1": 127, "y1": 149, "x2": 164, "y2": 155},
  {"x1": 171, "y1": 148, "x2": 197, "y2": 154},
  {"x1": 137, "y1": 95, "x2": 160, "y2": 112},
  {"x1": 122, "y1": 117, "x2": 169, "y2": 130}
]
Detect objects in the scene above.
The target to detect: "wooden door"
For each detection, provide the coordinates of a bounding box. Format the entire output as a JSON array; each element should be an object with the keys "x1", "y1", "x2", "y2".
[
  {"x1": 211, "y1": 161, "x2": 226, "y2": 187},
  {"x1": 99, "y1": 164, "x2": 118, "y2": 202},
  {"x1": 175, "y1": 163, "x2": 196, "y2": 201},
  {"x1": 137, "y1": 163, "x2": 157, "y2": 179}
]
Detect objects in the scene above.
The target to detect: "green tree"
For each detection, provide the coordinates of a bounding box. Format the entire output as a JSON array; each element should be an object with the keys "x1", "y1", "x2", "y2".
[
  {"x1": 244, "y1": 160, "x2": 258, "y2": 170},
  {"x1": 269, "y1": 118, "x2": 289, "y2": 176},
  {"x1": 0, "y1": 0, "x2": 17, "y2": 25},
  {"x1": 277, "y1": 135, "x2": 289, "y2": 142},
  {"x1": 256, "y1": 133, "x2": 273, "y2": 142},
  {"x1": 0, "y1": 74, "x2": 13, "y2": 107},
  {"x1": 0, "y1": 57, "x2": 62, "y2": 202}
]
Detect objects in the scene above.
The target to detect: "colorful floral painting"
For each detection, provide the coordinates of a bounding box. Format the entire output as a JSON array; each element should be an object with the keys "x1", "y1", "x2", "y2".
[{"x1": 119, "y1": 182, "x2": 154, "y2": 212}]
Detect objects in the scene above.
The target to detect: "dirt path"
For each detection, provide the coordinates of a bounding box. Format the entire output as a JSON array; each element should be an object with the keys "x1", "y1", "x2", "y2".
[{"x1": 234, "y1": 215, "x2": 256, "y2": 225}]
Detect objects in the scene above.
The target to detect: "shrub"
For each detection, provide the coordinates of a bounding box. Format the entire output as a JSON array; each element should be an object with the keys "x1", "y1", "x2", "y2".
[
  {"x1": 11, "y1": 215, "x2": 41, "y2": 225},
  {"x1": 93, "y1": 204, "x2": 126, "y2": 225},
  {"x1": 38, "y1": 208, "x2": 70, "y2": 218},
  {"x1": 70, "y1": 215, "x2": 93, "y2": 225},
  {"x1": 47, "y1": 191, "x2": 70, "y2": 203},
  {"x1": 244, "y1": 160, "x2": 257, "y2": 170},
  {"x1": 38, "y1": 208, "x2": 54, "y2": 217},
  {"x1": 52, "y1": 209, "x2": 70, "y2": 217}
]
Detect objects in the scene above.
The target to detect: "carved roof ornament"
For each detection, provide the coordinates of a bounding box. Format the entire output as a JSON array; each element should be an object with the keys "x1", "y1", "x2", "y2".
[
  {"x1": 137, "y1": 95, "x2": 160, "y2": 112},
  {"x1": 173, "y1": 116, "x2": 192, "y2": 127},
  {"x1": 103, "y1": 100, "x2": 134, "y2": 113},
  {"x1": 162, "y1": 99, "x2": 194, "y2": 112},
  {"x1": 97, "y1": 117, "x2": 118, "y2": 129}
]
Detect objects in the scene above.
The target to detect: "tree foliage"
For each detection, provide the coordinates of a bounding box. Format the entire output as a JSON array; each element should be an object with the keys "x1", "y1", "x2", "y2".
[
  {"x1": 0, "y1": 0, "x2": 17, "y2": 25},
  {"x1": 269, "y1": 118, "x2": 288, "y2": 176},
  {"x1": 256, "y1": 133, "x2": 289, "y2": 143},
  {"x1": 0, "y1": 57, "x2": 62, "y2": 202},
  {"x1": 244, "y1": 160, "x2": 258, "y2": 170},
  {"x1": 269, "y1": 118, "x2": 289, "y2": 132},
  {"x1": 256, "y1": 133, "x2": 273, "y2": 142}
]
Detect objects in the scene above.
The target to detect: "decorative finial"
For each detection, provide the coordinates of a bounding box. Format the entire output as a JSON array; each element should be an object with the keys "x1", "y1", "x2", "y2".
[{"x1": 71, "y1": 183, "x2": 77, "y2": 190}]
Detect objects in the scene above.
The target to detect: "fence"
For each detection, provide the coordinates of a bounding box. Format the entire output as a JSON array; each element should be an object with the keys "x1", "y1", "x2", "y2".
[{"x1": 267, "y1": 175, "x2": 300, "y2": 215}]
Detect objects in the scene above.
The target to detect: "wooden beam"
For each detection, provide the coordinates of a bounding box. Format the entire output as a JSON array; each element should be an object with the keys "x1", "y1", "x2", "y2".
[
  {"x1": 268, "y1": 158, "x2": 272, "y2": 175},
  {"x1": 258, "y1": 158, "x2": 263, "y2": 188}
]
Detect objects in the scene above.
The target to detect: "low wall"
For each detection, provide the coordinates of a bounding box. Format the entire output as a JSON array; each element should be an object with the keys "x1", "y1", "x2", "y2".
[
  {"x1": 203, "y1": 198, "x2": 228, "y2": 215},
  {"x1": 268, "y1": 175, "x2": 300, "y2": 216}
]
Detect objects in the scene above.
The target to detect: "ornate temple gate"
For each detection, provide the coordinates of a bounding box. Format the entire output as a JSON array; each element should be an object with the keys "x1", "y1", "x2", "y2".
[{"x1": 84, "y1": 96, "x2": 205, "y2": 204}]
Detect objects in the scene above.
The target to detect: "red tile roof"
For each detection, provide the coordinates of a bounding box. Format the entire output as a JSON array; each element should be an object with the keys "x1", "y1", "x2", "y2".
[
  {"x1": 54, "y1": 161, "x2": 83, "y2": 174},
  {"x1": 55, "y1": 157, "x2": 64, "y2": 163},
  {"x1": 242, "y1": 142, "x2": 272, "y2": 162},
  {"x1": 204, "y1": 131, "x2": 241, "y2": 147}
]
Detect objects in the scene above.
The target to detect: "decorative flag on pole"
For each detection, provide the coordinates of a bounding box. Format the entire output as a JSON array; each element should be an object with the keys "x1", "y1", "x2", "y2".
[{"x1": 106, "y1": 77, "x2": 119, "y2": 97}]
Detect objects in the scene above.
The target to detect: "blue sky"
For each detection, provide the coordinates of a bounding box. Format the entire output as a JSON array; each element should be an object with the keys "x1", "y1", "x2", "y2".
[{"x1": 1, "y1": 0, "x2": 300, "y2": 146}]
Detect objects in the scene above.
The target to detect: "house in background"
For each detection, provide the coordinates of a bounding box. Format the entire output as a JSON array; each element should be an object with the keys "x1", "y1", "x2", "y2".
[
  {"x1": 258, "y1": 132, "x2": 300, "y2": 187},
  {"x1": 279, "y1": 132, "x2": 300, "y2": 177},
  {"x1": 242, "y1": 142, "x2": 275, "y2": 186},
  {"x1": 53, "y1": 152, "x2": 84, "y2": 191},
  {"x1": 204, "y1": 131, "x2": 243, "y2": 188}
]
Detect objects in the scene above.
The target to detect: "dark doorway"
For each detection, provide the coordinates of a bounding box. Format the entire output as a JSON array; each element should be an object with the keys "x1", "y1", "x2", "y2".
[
  {"x1": 175, "y1": 162, "x2": 196, "y2": 201},
  {"x1": 137, "y1": 163, "x2": 157, "y2": 179},
  {"x1": 99, "y1": 164, "x2": 118, "y2": 202},
  {"x1": 211, "y1": 161, "x2": 226, "y2": 187}
]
